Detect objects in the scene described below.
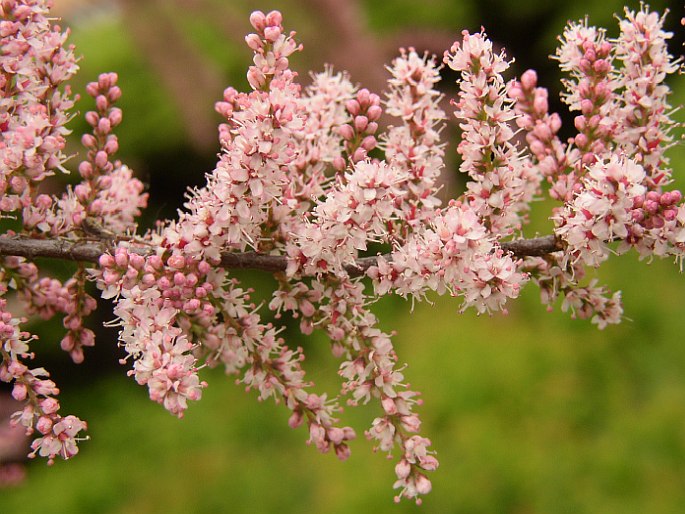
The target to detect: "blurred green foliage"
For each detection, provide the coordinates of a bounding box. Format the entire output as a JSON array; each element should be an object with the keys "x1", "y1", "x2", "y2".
[{"x1": 2, "y1": 0, "x2": 685, "y2": 513}]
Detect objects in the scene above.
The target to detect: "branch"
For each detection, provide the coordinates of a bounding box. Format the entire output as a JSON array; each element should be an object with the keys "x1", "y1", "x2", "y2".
[{"x1": 0, "y1": 235, "x2": 562, "y2": 276}]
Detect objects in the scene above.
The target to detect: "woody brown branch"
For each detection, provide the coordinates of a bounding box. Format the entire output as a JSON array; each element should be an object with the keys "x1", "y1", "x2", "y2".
[{"x1": 0, "y1": 235, "x2": 562, "y2": 277}]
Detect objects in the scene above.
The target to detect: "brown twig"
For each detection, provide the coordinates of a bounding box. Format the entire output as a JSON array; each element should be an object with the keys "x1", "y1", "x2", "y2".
[{"x1": 0, "y1": 234, "x2": 562, "y2": 277}]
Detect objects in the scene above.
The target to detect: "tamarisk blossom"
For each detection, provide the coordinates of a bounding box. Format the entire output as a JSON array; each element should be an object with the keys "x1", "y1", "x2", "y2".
[
  {"x1": 0, "y1": 297, "x2": 87, "y2": 465},
  {"x1": 0, "y1": 0, "x2": 78, "y2": 213},
  {"x1": 95, "y1": 10, "x2": 357, "y2": 459},
  {"x1": 555, "y1": 156, "x2": 685, "y2": 267},
  {"x1": 613, "y1": 6, "x2": 679, "y2": 188},
  {"x1": 370, "y1": 200, "x2": 527, "y2": 314},
  {"x1": 445, "y1": 30, "x2": 540, "y2": 236},
  {"x1": 382, "y1": 48, "x2": 445, "y2": 234},
  {"x1": 288, "y1": 160, "x2": 409, "y2": 277},
  {"x1": 3, "y1": 1, "x2": 685, "y2": 504}
]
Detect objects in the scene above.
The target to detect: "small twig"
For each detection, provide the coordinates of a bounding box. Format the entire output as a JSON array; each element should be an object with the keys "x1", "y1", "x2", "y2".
[{"x1": 0, "y1": 234, "x2": 563, "y2": 276}]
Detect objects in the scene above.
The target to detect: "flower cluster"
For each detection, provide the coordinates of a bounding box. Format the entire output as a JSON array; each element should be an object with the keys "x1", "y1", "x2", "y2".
[
  {"x1": 1, "y1": 1, "x2": 684, "y2": 504},
  {"x1": 0, "y1": 297, "x2": 87, "y2": 465},
  {"x1": 0, "y1": 0, "x2": 78, "y2": 214}
]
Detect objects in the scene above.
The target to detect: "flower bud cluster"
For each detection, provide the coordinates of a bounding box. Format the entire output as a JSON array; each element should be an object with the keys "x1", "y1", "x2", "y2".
[
  {"x1": 287, "y1": 67, "x2": 356, "y2": 202},
  {"x1": 524, "y1": 257, "x2": 623, "y2": 329},
  {"x1": 182, "y1": 56, "x2": 304, "y2": 261},
  {"x1": 95, "y1": 247, "x2": 209, "y2": 416},
  {"x1": 244, "y1": 10, "x2": 302, "y2": 90},
  {"x1": 508, "y1": 70, "x2": 573, "y2": 200},
  {"x1": 334, "y1": 88, "x2": 382, "y2": 169},
  {"x1": 556, "y1": 21, "x2": 616, "y2": 171},
  {"x1": 3, "y1": 257, "x2": 96, "y2": 363},
  {"x1": 77, "y1": 73, "x2": 147, "y2": 233}
]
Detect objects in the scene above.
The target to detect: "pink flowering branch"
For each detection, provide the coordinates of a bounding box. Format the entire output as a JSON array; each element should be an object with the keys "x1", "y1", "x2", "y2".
[{"x1": 1, "y1": 1, "x2": 683, "y2": 505}]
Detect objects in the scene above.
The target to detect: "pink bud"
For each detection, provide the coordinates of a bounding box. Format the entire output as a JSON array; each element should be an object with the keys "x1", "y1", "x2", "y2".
[
  {"x1": 266, "y1": 10, "x2": 282, "y2": 27},
  {"x1": 366, "y1": 105, "x2": 382, "y2": 121},
  {"x1": 337, "y1": 124, "x2": 354, "y2": 140},
  {"x1": 245, "y1": 33, "x2": 262, "y2": 51},
  {"x1": 352, "y1": 147, "x2": 367, "y2": 163},
  {"x1": 86, "y1": 82, "x2": 99, "y2": 97},
  {"x1": 109, "y1": 107, "x2": 123, "y2": 126},
  {"x1": 99, "y1": 254, "x2": 115, "y2": 268},
  {"x1": 644, "y1": 200, "x2": 659, "y2": 214},
  {"x1": 550, "y1": 113, "x2": 562, "y2": 132},
  {"x1": 529, "y1": 140, "x2": 545, "y2": 156},
  {"x1": 580, "y1": 99, "x2": 593, "y2": 115},
  {"x1": 104, "y1": 137, "x2": 119, "y2": 155},
  {"x1": 288, "y1": 410, "x2": 303, "y2": 428},
  {"x1": 85, "y1": 111, "x2": 99, "y2": 127},
  {"x1": 249, "y1": 10, "x2": 266, "y2": 31},
  {"x1": 354, "y1": 115, "x2": 368, "y2": 132},
  {"x1": 533, "y1": 94, "x2": 548, "y2": 115},
  {"x1": 36, "y1": 194, "x2": 52, "y2": 208},
  {"x1": 98, "y1": 72, "x2": 114, "y2": 89},
  {"x1": 141, "y1": 273, "x2": 156, "y2": 287},
  {"x1": 382, "y1": 396, "x2": 397, "y2": 415},
  {"x1": 167, "y1": 254, "x2": 186, "y2": 269},
  {"x1": 108, "y1": 85, "x2": 122, "y2": 102},
  {"x1": 333, "y1": 156, "x2": 346, "y2": 171},
  {"x1": 646, "y1": 191, "x2": 660, "y2": 203},
  {"x1": 395, "y1": 459, "x2": 411, "y2": 479},
  {"x1": 361, "y1": 135, "x2": 377, "y2": 151},
  {"x1": 12, "y1": 383, "x2": 27, "y2": 401},
  {"x1": 521, "y1": 69, "x2": 537, "y2": 90},
  {"x1": 81, "y1": 134, "x2": 96, "y2": 148},
  {"x1": 197, "y1": 261, "x2": 211, "y2": 274},
  {"x1": 593, "y1": 59, "x2": 610, "y2": 73},
  {"x1": 183, "y1": 299, "x2": 201, "y2": 312},
  {"x1": 533, "y1": 123, "x2": 552, "y2": 141},
  {"x1": 415, "y1": 474, "x2": 432, "y2": 495},
  {"x1": 327, "y1": 427, "x2": 345, "y2": 445},
  {"x1": 36, "y1": 416, "x2": 54, "y2": 435},
  {"x1": 508, "y1": 83, "x2": 524, "y2": 100},
  {"x1": 114, "y1": 250, "x2": 129, "y2": 268},
  {"x1": 345, "y1": 99, "x2": 360, "y2": 116},
  {"x1": 173, "y1": 272, "x2": 186, "y2": 286},
  {"x1": 74, "y1": 184, "x2": 88, "y2": 201},
  {"x1": 96, "y1": 95, "x2": 108, "y2": 112},
  {"x1": 335, "y1": 444, "x2": 351, "y2": 461},
  {"x1": 79, "y1": 161, "x2": 93, "y2": 178},
  {"x1": 97, "y1": 117, "x2": 111, "y2": 134},
  {"x1": 94, "y1": 151, "x2": 108, "y2": 169},
  {"x1": 574, "y1": 133, "x2": 588, "y2": 148},
  {"x1": 264, "y1": 26, "x2": 281, "y2": 42}
]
